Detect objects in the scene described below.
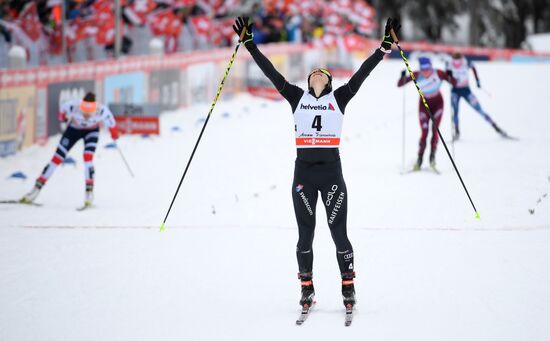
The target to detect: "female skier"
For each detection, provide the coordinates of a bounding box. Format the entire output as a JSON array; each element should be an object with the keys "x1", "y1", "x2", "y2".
[
  {"x1": 20, "y1": 92, "x2": 119, "y2": 208},
  {"x1": 446, "y1": 52, "x2": 509, "y2": 140},
  {"x1": 397, "y1": 57, "x2": 455, "y2": 170},
  {"x1": 233, "y1": 16, "x2": 401, "y2": 311}
]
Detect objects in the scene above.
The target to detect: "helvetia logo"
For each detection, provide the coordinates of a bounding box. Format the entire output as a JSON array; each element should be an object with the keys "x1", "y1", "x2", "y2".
[
  {"x1": 300, "y1": 103, "x2": 335, "y2": 111},
  {"x1": 300, "y1": 103, "x2": 326, "y2": 110}
]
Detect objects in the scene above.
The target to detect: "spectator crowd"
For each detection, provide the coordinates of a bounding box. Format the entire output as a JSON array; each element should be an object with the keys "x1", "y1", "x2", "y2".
[{"x1": 0, "y1": 0, "x2": 377, "y2": 67}]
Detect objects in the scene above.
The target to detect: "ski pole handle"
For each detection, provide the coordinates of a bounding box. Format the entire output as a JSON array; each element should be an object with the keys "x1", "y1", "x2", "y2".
[
  {"x1": 239, "y1": 25, "x2": 247, "y2": 42},
  {"x1": 390, "y1": 28, "x2": 399, "y2": 45}
]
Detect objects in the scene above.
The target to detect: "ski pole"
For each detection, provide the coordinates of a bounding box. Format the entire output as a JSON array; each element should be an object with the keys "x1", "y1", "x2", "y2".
[
  {"x1": 390, "y1": 29, "x2": 480, "y2": 219},
  {"x1": 160, "y1": 29, "x2": 247, "y2": 232},
  {"x1": 114, "y1": 141, "x2": 134, "y2": 177},
  {"x1": 401, "y1": 84, "x2": 406, "y2": 172},
  {"x1": 479, "y1": 86, "x2": 492, "y2": 98},
  {"x1": 449, "y1": 88, "x2": 455, "y2": 159},
  {"x1": 450, "y1": 109, "x2": 455, "y2": 159}
]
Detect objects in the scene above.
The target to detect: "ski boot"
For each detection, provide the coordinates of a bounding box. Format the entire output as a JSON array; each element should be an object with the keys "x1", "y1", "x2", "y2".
[
  {"x1": 413, "y1": 154, "x2": 423, "y2": 171},
  {"x1": 429, "y1": 152, "x2": 436, "y2": 168},
  {"x1": 298, "y1": 272, "x2": 315, "y2": 307},
  {"x1": 84, "y1": 184, "x2": 94, "y2": 208},
  {"x1": 491, "y1": 122, "x2": 510, "y2": 138},
  {"x1": 20, "y1": 180, "x2": 44, "y2": 204},
  {"x1": 452, "y1": 125, "x2": 460, "y2": 142},
  {"x1": 341, "y1": 272, "x2": 356, "y2": 308}
]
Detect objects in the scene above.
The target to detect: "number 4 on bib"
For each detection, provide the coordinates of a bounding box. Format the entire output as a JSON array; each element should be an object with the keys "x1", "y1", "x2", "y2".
[{"x1": 312, "y1": 115, "x2": 322, "y2": 131}]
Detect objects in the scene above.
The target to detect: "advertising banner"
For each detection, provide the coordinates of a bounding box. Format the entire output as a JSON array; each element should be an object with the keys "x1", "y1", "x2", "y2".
[
  {"x1": 110, "y1": 102, "x2": 161, "y2": 135},
  {"x1": 114, "y1": 116, "x2": 160, "y2": 135},
  {"x1": 35, "y1": 88, "x2": 48, "y2": 144},
  {"x1": 47, "y1": 80, "x2": 95, "y2": 136},
  {"x1": 215, "y1": 60, "x2": 240, "y2": 98},
  {"x1": 187, "y1": 63, "x2": 216, "y2": 105},
  {"x1": 0, "y1": 86, "x2": 36, "y2": 152},
  {"x1": 287, "y1": 52, "x2": 305, "y2": 83},
  {"x1": 108, "y1": 103, "x2": 161, "y2": 117},
  {"x1": 104, "y1": 72, "x2": 147, "y2": 105},
  {"x1": 149, "y1": 69, "x2": 180, "y2": 111},
  {"x1": 179, "y1": 67, "x2": 189, "y2": 108},
  {"x1": 0, "y1": 98, "x2": 17, "y2": 156}
]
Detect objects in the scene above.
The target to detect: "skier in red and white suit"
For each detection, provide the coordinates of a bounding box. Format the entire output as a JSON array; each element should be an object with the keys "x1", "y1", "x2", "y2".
[
  {"x1": 398, "y1": 57, "x2": 455, "y2": 170},
  {"x1": 21, "y1": 92, "x2": 119, "y2": 207}
]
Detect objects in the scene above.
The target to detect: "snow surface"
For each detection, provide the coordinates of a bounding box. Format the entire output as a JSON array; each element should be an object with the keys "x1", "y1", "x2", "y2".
[{"x1": 1, "y1": 60, "x2": 550, "y2": 341}]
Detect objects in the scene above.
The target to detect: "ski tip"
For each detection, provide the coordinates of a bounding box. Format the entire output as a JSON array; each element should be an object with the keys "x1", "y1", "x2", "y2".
[
  {"x1": 475, "y1": 212, "x2": 480, "y2": 220},
  {"x1": 159, "y1": 223, "x2": 165, "y2": 232}
]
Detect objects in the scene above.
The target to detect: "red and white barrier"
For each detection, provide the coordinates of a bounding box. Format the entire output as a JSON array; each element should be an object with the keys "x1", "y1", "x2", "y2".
[{"x1": 0, "y1": 41, "x2": 548, "y2": 156}]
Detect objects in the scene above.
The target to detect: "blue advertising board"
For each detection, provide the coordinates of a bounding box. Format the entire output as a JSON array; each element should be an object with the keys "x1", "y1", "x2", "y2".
[{"x1": 104, "y1": 72, "x2": 146, "y2": 105}]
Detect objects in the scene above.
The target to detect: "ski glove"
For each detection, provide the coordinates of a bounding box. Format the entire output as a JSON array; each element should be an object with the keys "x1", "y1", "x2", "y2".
[
  {"x1": 58, "y1": 111, "x2": 68, "y2": 131},
  {"x1": 109, "y1": 126, "x2": 119, "y2": 140},
  {"x1": 58, "y1": 111, "x2": 68, "y2": 122},
  {"x1": 381, "y1": 17, "x2": 401, "y2": 52},
  {"x1": 400, "y1": 70, "x2": 407, "y2": 79},
  {"x1": 233, "y1": 16, "x2": 254, "y2": 48}
]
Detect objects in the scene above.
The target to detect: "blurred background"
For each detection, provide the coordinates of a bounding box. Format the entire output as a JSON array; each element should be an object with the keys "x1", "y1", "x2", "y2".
[{"x1": 0, "y1": 0, "x2": 549, "y2": 67}]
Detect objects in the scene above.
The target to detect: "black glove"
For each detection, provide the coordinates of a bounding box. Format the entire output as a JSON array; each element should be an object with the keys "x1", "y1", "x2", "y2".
[
  {"x1": 233, "y1": 16, "x2": 254, "y2": 47},
  {"x1": 400, "y1": 70, "x2": 406, "y2": 78},
  {"x1": 381, "y1": 17, "x2": 401, "y2": 51},
  {"x1": 446, "y1": 70, "x2": 453, "y2": 79}
]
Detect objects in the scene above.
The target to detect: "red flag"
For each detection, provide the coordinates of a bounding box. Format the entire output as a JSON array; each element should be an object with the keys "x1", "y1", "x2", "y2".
[
  {"x1": 15, "y1": 2, "x2": 42, "y2": 41},
  {"x1": 148, "y1": 9, "x2": 182, "y2": 37},
  {"x1": 93, "y1": 0, "x2": 117, "y2": 45},
  {"x1": 125, "y1": 0, "x2": 157, "y2": 25},
  {"x1": 189, "y1": 15, "x2": 212, "y2": 36}
]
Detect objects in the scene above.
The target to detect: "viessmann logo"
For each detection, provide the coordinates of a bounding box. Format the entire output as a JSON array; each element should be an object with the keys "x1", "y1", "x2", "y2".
[{"x1": 300, "y1": 103, "x2": 335, "y2": 111}]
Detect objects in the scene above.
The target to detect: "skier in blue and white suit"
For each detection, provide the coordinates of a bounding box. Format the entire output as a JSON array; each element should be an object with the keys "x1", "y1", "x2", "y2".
[{"x1": 446, "y1": 52, "x2": 509, "y2": 140}]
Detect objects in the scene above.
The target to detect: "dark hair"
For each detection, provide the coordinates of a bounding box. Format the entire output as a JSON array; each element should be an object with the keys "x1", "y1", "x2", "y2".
[
  {"x1": 452, "y1": 52, "x2": 463, "y2": 59},
  {"x1": 83, "y1": 92, "x2": 96, "y2": 102},
  {"x1": 307, "y1": 69, "x2": 333, "y2": 92}
]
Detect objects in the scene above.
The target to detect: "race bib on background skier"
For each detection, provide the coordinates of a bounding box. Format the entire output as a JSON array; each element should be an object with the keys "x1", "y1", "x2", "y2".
[{"x1": 448, "y1": 58, "x2": 471, "y2": 88}]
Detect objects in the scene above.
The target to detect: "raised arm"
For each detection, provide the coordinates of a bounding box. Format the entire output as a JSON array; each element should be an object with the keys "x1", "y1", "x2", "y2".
[
  {"x1": 233, "y1": 17, "x2": 303, "y2": 110},
  {"x1": 333, "y1": 17, "x2": 401, "y2": 113},
  {"x1": 340, "y1": 49, "x2": 386, "y2": 94}
]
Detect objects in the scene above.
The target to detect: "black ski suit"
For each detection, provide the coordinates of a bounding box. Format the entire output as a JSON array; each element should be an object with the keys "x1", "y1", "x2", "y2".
[{"x1": 245, "y1": 41, "x2": 385, "y2": 276}]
